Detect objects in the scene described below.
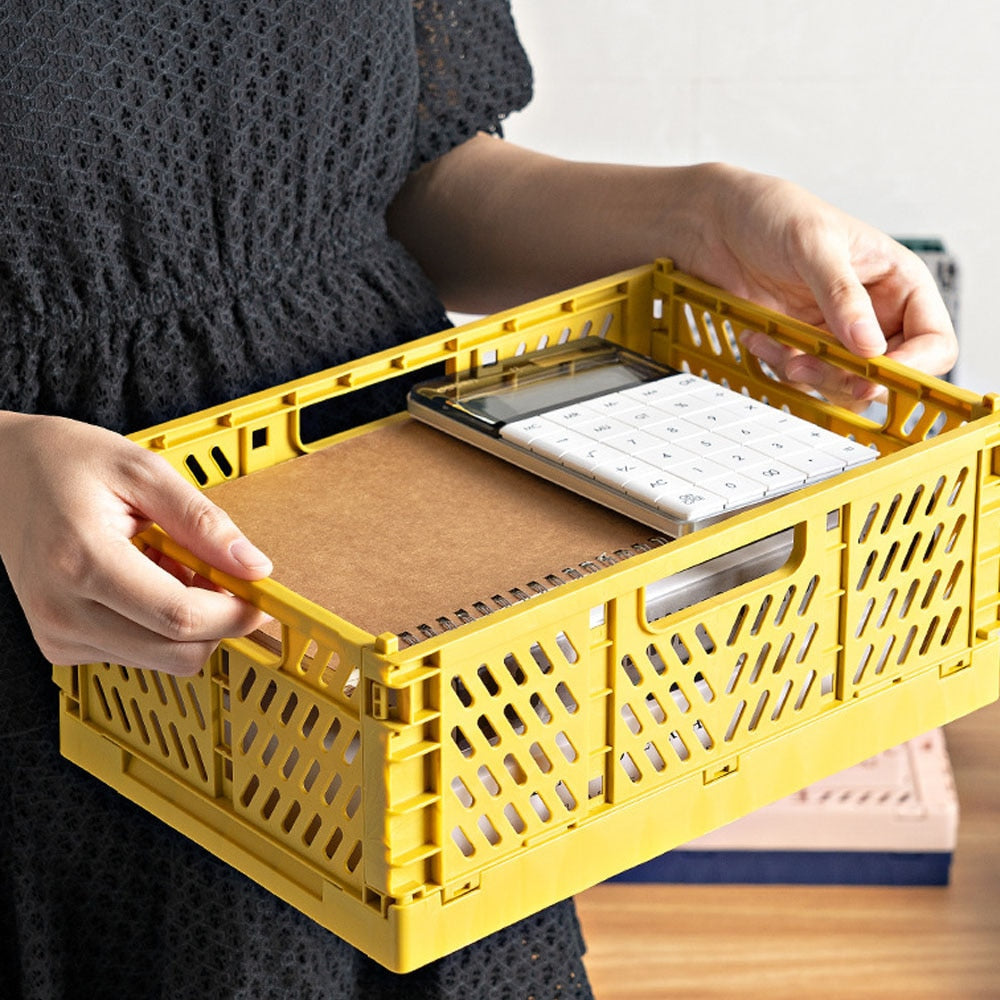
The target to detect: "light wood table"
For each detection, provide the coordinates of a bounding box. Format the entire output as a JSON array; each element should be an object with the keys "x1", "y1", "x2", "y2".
[{"x1": 575, "y1": 696, "x2": 1000, "y2": 999}]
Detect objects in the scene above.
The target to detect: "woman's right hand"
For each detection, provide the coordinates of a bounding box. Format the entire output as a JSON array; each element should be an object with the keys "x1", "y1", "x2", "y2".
[{"x1": 0, "y1": 412, "x2": 273, "y2": 676}]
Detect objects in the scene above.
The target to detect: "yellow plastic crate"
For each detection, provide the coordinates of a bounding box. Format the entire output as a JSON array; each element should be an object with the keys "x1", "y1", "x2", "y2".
[{"x1": 54, "y1": 260, "x2": 1000, "y2": 972}]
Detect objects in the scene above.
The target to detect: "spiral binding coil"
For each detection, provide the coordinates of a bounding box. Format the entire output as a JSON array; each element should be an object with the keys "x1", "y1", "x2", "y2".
[{"x1": 396, "y1": 536, "x2": 669, "y2": 646}]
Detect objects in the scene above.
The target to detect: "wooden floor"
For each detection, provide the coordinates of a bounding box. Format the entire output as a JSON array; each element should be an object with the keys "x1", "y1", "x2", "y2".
[{"x1": 575, "y1": 696, "x2": 1000, "y2": 1000}]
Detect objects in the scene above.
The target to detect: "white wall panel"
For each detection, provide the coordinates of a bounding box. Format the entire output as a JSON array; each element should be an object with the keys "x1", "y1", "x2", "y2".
[{"x1": 506, "y1": 1, "x2": 998, "y2": 391}]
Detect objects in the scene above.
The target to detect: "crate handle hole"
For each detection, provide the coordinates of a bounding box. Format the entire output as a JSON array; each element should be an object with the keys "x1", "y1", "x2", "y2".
[{"x1": 184, "y1": 454, "x2": 209, "y2": 486}]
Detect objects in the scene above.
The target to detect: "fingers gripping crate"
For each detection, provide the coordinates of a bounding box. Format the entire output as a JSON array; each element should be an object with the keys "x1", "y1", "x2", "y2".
[{"x1": 53, "y1": 260, "x2": 1000, "y2": 972}]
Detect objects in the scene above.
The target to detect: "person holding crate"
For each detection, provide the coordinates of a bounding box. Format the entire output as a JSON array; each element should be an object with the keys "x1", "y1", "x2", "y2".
[{"x1": 0, "y1": 3, "x2": 957, "y2": 999}]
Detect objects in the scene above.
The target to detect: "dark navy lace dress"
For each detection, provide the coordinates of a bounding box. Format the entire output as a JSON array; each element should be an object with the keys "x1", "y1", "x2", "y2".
[{"x1": 0, "y1": 3, "x2": 593, "y2": 997}]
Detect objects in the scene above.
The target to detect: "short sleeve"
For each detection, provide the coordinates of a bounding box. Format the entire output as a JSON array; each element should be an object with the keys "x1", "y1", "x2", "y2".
[{"x1": 411, "y1": 0, "x2": 533, "y2": 168}]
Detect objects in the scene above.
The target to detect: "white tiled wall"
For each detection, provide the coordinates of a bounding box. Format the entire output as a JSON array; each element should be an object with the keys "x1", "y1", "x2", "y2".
[{"x1": 506, "y1": 0, "x2": 998, "y2": 393}]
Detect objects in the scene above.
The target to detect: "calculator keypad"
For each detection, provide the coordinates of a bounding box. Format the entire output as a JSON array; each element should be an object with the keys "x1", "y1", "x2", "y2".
[{"x1": 500, "y1": 373, "x2": 877, "y2": 525}]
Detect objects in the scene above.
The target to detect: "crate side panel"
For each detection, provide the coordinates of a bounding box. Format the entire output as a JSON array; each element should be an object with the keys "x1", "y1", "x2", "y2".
[
  {"x1": 842, "y1": 451, "x2": 978, "y2": 697},
  {"x1": 432, "y1": 610, "x2": 598, "y2": 885},
  {"x1": 79, "y1": 661, "x2": 219, "y2": 792},
  {"x1": 607, "y1": 510, "x2": 844, "y2": 803},
  {"x1": 226, "y1": 646, "x2": 369, "y2": 898}
]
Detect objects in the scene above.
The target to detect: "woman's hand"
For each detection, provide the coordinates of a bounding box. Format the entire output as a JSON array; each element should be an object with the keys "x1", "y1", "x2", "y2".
[
  {"x1": 680, "y1": 163, "x2": 958, "y2": 406},
  {"x1": 0, "y1": 412, "x2": 272, "y2": 676}
]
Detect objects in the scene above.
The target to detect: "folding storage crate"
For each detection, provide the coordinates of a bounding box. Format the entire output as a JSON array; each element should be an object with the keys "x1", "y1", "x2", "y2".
[{"x1": 54, "y1": 260, "x2": 1000, "y2": 972}]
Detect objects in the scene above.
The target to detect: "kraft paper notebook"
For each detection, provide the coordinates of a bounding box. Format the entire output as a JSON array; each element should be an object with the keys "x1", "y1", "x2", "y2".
[{"x1": 207, "y1": 416, "x2": 668, "y2": 644}]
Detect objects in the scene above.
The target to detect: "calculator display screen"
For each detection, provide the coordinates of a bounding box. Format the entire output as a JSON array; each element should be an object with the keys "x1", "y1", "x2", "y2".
[
  {"x1": 459, "y1": 362, "x2": 643, "y2": 423},
  {"x1": 409, "y1": 338, "x2": 673, "y2": 433}
]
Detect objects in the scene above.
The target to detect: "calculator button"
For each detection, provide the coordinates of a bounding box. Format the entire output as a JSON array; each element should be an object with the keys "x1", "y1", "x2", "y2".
[
  {"x1": 617, "y1": 407, "x2": 677, "y2": 431},
  {"x1": 714, "y1": 445, "x2": 759, "y2": 469},
  {"x1": 668, "y1": 456, "x2": 731, "y2": 485},
  {"x1": 742, "y1": 460, "x2": 808, "y2": 493},
  {"x1": 618, "y1": 378, "x2": 689, "y2": 406},
  {"x1": 572, "y1": 415, "x2": 636, "y2": 442},
  {"x1": 787, "y1": 423, "x2": 846, "y2": 449},
  {"x1": 500, "y1": 416, "x2": 562, "y2": 447},
  {"x1": 782, "y1": 450, "x2": 849, "y2": 480},
  {"x1": 644, "y1": 418, "x2": 701, "y2": 442},
  {"x1": 558, "y1": 442, "x2": 626, "y2": 474},
  {"x1": 605, "y1": 428, "x2": 673, "y2": 456},
  {"x1": 619, "y1": 472, "x2": 692, "y2": 506},
  {"x1": 523, "y1": 428, "x2": 597, "y2": 462},
  {"x1": 646, "y1": 391, "x2": 715, "y2": 418},
  {"x1": 663, "y1": 373, "x2": 708, "y2": 394},
  {"x1": 683, "y1": 407, "x2": 752, "y2": 432},
  {"x1": 696, "y1": 384, "x2": 743, "y2": 407},
  {"x1": 714, "y1": 421, "x2": 765, "y2": 444},
  {"x1": 824, "y1": 440, "x2": 879, "y2": 468},
  {"x1": 725, "y1": 396, "x2": 773, "y2": 421},
  {"x1": 621, "y1": 475, "x2": 727, "y2": 520},
  {"x1": 651, "y1": 487, "x2": 728, "y2": 521},
  {"x1": 663, "y1": 429, "x2": 733, "y2": 456},
  {"x1": 542, "y1": 404, "x2": 606, "y2": 429},
  {"x1": 592, "y1": 457, "x2": 663, "y2": 490},
  {"x1": 577, "y1": 392, "x2": 643, "y2": 417},
  {"x1": 634, "y1": 440, "x2": 700, "y2": 467},
  {"x1": 745, "y1": 436, "x2": 810, "y2": 462},
  {"x1": 753, "y1": 409, "x2": 802, "y2": 434},
  {"x1": 700, "y1": 471, "x2": 768, "y2": 505}
]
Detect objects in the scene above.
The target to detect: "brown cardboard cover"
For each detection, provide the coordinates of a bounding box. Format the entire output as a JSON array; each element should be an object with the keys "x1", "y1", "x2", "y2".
[{"x1": 207, "y1": 417, "x2": 661, "y2": 638}]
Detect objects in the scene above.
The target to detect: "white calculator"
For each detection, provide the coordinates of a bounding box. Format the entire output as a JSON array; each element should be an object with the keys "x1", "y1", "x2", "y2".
[{"x1": 407, "y1": 337, "x2": 878, "y2": 537}]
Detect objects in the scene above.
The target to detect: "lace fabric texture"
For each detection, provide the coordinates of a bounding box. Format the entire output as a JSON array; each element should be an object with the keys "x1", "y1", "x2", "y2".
[
  {"x1": 0, "y1": 3, "x2": 594, "y2": 997},
  {"x1": 0, "y1": 0, "x2": 531, "y2": 433}
]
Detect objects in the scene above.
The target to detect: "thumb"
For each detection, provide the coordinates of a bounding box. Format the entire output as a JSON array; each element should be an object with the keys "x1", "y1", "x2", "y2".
[
  {"x1": 129, "y1": 453, "x2": 272, "y2": 581},
  {"x1": 797, "y1": 241, "x2": 887, "y2": 358}
]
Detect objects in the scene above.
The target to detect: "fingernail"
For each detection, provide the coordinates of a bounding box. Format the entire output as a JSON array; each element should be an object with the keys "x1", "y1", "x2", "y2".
[
  {"x1": 230, "y1": 538, "x2": 272, "y2": 574},
  {"x1": 848, "y1": 319, "x2": 887, "y2": 356}
]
